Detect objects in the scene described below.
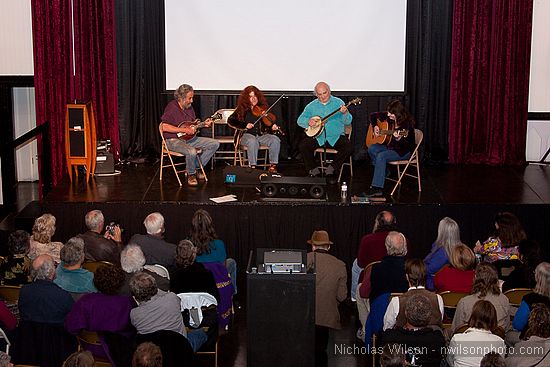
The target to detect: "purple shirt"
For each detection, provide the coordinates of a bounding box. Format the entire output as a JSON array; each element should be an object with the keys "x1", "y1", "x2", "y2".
[{"x1": 161, "y1": 100, "x2": 197, "y2": 139}]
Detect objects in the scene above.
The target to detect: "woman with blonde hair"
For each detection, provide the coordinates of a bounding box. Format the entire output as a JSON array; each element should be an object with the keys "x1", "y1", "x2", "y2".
[
  {"x1": 511, "y1": 262, "x2": 550, "y2": 334},
  {"x1": 434, "y1": 244, "x2": 476, "y2": 293},
  {"x1": 424, "y1": 217, "x2": 462, "y2": 290},
  {"x1": 451, "y1": 263, "x2": 510, "y2": 333},
  {"x1": 28, "y1": 213, "x2": 63, "y2": 264}
]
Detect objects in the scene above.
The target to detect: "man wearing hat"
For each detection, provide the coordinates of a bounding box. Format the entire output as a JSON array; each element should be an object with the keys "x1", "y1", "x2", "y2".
[{"x1": 306, "y1": 230, "x2": 347, "y2": 366}]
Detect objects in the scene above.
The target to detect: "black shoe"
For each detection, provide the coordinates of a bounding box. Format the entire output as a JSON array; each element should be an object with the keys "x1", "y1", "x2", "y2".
[
  {"x1": 366, "y1": 187, "x2": 383, "y2": 197},
  {"x1": 326, "y1": 174, "x2": 337, "y2": 185}
]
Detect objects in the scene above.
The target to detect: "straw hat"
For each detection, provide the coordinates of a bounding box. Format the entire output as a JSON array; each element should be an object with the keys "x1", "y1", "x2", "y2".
[{"x1": 307, "y1": 230, "x2": 333, "y2": 246}]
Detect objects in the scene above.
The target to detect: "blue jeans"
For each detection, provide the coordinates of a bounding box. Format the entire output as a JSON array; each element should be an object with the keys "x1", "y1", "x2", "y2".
[
  {"x1": 187, "y1": 328, "x2": 208, "y2": 352},
  {"x1": 225, "y1": 258, "x2": 238, "y2": 294},
  {"x1": 240, "y1": 133, "x2": 280, "y2": 166},
  {"x1": 367, "y1": 144, "x2": 410, "y2": 188},
  {"x1": 166, "y1": 137, "x2": 220, "y2": 175},
  {"x1": 350, "y1": 258, "x2": 362, "y2": 301}
]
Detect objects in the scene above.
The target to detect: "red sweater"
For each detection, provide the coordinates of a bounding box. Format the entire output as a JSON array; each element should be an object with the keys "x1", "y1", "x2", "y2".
[
  {"x1": 357, "y1": 231, "x2": 390, "y2": 268},
  {"x1": 433, "y1": 266, "x2": 475, "y2": 294},
  {"x1": 0, "y1": 300, "x2": 17, "y2": 330}
]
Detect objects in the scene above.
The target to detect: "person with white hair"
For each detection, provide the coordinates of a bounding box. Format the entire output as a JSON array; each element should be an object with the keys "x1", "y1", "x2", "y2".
[
  {"x1": 118, "y1": 243, "x2": 170, "y2": 295},
  {"x1": 129, "y1": 212, "x2": 176, "y2": 270},
  {"x1": 78, "y1": 209, "x2": 122, "y2": 263}
]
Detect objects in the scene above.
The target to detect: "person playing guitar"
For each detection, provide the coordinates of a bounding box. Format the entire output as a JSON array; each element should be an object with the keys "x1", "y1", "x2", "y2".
[
  {"x1": 160, "y1": 84, "x2": 220, "y2": 186},
  {"x1": 365, "y1": 100, "x2": 416, "y2": 197},
  {"x1": 227, "y1": 85, "x2": 281, "y2": 173}
]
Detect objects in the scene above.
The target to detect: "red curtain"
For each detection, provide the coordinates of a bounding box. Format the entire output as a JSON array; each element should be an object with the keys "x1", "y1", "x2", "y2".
[
  {"x1": 31, "y1": 0, "x2": 118, "y2": 186},
  {"x1": 73, "y1": 0, "x2": 120, "y2": 160},
  {"x1": 448, "y1": 0, "x2": 533, "y2": 165},
  {"x1": 31, "y1": 0, "x2": 74, "y2": 186}
]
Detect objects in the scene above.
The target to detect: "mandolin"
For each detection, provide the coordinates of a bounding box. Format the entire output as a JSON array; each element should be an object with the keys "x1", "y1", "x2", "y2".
[
  {"x1": 365, "y1": 118, "x2": 408, "y2": 147},
  {"x1": 177, "y1": 112, "x2": 222, "y2": 140},
  {"x1": 304, "y1": 97, "x2": 362, "y2": 138}
]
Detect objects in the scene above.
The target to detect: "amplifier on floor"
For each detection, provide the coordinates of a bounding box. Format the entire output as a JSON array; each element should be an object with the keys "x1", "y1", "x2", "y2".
[
  {"x1": 223, "y1": 166, "x2": 273, "y2": 187},
  {"x1": 260, "y1": 176, "x2": 326, "y2": 200}
]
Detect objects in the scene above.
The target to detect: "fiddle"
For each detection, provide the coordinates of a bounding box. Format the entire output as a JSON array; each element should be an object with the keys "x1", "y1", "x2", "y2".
[{"x1": 252, "y1": 105, "x2": 284, "y2": 136}]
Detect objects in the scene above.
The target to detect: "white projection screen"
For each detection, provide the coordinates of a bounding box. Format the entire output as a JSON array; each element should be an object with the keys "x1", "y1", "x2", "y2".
[
  {"x1": 164, "y1": 0, "x2": 408, "y2": 92},
  {"x1": 529, "y1": 0, "x2": 550, "y2": 113}
]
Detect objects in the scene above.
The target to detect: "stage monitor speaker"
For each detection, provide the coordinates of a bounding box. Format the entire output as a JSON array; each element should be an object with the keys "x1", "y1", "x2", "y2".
[
  {"x1": 223, "y1": 165, "x2": 273, "y2": 187},
  {"x1": 95, "y1": 153, "x2": 115, "y2": 174},
  {"x1": 260, "y1": 176, "x2": 326, "y2": 200}
]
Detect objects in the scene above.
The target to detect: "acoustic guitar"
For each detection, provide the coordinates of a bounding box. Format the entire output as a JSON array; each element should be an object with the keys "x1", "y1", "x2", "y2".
[
  {"x1": 176, "y1": 112, "x2": 222, "y2": 140},
  {"x1": 365, "y1": 118, "x2": 409, "y2": 147},
  {"x1": 304, "y1": 97, "x2": 362, "y2": 138}
]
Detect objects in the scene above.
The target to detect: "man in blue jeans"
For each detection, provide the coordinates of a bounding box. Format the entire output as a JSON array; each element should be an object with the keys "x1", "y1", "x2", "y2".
[
  {"x1": 367, "y1": 100, "x2": 415, "y2": 197},
  {"x1": 161, "y1": 84, "x2": 219, "y2": 186}
]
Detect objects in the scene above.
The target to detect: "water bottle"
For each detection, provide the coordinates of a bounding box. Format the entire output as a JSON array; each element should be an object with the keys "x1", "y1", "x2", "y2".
[{"x1": 341, "y1": 181, "x2": 348, "y2": 202}]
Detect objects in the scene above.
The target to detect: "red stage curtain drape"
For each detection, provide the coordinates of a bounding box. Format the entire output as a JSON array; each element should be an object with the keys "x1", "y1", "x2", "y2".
[
  {"x1": 31, "y1": 0, "x2": 73, "y2": 187},
  {"x1": 448, "y1": 0, "x2": 533, "y2": 165},
  {"x1": 31, "y1": 0, "x2": 118, "y2": 186}
]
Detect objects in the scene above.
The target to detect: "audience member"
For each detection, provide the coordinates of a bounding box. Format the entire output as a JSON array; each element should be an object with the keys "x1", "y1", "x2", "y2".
[
  {"x1": 65, "y1": 264, "x2": 135, "y2": 366},
  {"x1": 13, "y1": 254, "x2": 76, "y2": 366},
  {"x1": 62, "y1": 351, "x2": 95, "y2": 367},
  {"x1": 170, "y1": 239, "x2": 219, "y2": 300},
  {"x1": 28, "y1": 213, "x2": 63, "y2": 264},
  {"x1": 447, "y1": 300, "x2": 506, "y2": 367},
  {"x1": 54, "y1": 237, "x2": 97, "y2": 297},
  {"x1": 190, "y1": 209, "x2": 237, "y2": 293},
  {"x1": 306, "y1": 230, "x2": 347, "y2": 366},
  {"x1": 512, "y1": 262, "x2": 550, "y2": 335},
  {"x1": 506, "y1": 303, "x2": 550, "y2": 366},
  {"x1": 170, "y1": 240, "x2": 219, "y2": 348},
  {"x1": 0, "y1": 351, "x2": 11, "y2": 367},
  {"x1": 481, "y1": 352, "x2": 505, "y2": 367},
  {"x1": 78, "y1": 209, "x2": 122, "y2": 264},
  {"x1": 356, "y1": 231, "x2": 409, "y2": 339},
  {"x1": 434, "y1": 244, "x2": 476, "y2": 293},
  {"x1": 350, "y1": 210, "x2": 396, "y2": 301},
  {"x1": 0, "y1": 229, "x2": 31, "y2": 285},
  {"x1": 424, "y1": 217, "x2": 462, "y2": 290},
  {"x1": 119, "y1": 243, "x2": 170, "y2": 295},
  {"x1": 474, "y1": 212, "x2": 526, "y2": 262},
  {"x1": 0, "y1": 300, "x2": 16, "y2": 350},
  {"x1": 380, "y1": 294, "x2": 446, "y2": 367},
  {"x1": 451, "y1": 263, "x2": 510, "y2": 333},
  {"x1": 18, "y1": 254, "x2": 74, "y2": 324},
  {"x1": 383, "y1": 258, "x2": 443, "y2": 330},
  {"x1": 129, "y1": 212, "x2": 176, "y2": 270},
  {"x1": 129, "y1": 272, "x2": 207, "y2": 352},
  {"x1": 502, "y1": 239, "x2": 542, "y2": 292},
  {"x1": 132, "y1": 342, "x2": 162, "y2": 367},
  {"x1": 379, "y1": 343, "x2": 406, "y2": 367}
]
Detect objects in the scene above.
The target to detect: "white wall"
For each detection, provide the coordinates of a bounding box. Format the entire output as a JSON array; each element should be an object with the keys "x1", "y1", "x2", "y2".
[
  {"x1": 526, "y1": 120, "x2": 550, "y2": 162},
  {"x1": 13, "y1": 87, "x2": 39, "y2": 181}
]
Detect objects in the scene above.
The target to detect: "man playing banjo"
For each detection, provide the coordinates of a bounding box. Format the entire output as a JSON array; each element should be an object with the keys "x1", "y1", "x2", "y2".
[{"x1": 297, "y1": 81, "x2": 353, "y2": 185}]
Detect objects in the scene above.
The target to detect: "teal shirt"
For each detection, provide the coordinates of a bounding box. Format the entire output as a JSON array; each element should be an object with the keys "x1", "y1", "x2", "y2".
[
  {"x1": 195, "y1": 239, "x2": 227, "y2": 264},
  {"x1": 54, "y1": 262, "x2": 97, "y2": 294},
  {"x1": 297, "y1": 95, "x2": 352, "y2": 146}
]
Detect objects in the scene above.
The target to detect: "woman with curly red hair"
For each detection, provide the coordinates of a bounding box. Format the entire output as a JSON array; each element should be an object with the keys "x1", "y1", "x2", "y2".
[{"x1": 228, "y1": 85, "x2": 281, "y2": 173}]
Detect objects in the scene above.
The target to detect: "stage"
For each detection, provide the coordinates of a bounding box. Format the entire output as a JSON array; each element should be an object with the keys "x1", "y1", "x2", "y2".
[{"x1": 21, "y1": 160, "x2": 547, "y2": 273}]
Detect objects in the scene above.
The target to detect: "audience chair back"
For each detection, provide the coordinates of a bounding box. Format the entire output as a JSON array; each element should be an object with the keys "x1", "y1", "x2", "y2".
[
  {"x1": 144, "y1": 264, "x2": 171, "y2": 280},
  {"x1": 439, "y1": 291, "x2": 469, "y2": 309},
  {"x1": 387, "y1": 128, "x2": 423, "y2": 196},
  {"x1": 76, "y1": 329, "x2": 112, "y2": 366},
  {"x1": 0, "y1": 285, "x2": 21, "y2": 304},
  {"x1": 0, "y1": 327, "x2": 10, "y2": 354},
  {"x1": 314, "y1": 124, "x2": 353, "y2": 183},
  {"x1": 504, "y1": 288, "x2": 533, "y2": 308},
  {"x1": 82, "y1": 261, "x2": 114, "y2": 273}
]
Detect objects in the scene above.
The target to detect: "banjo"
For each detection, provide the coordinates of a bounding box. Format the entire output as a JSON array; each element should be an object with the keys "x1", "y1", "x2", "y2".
[{"x1": 304, "y1": 97, "x2": 362, "y2": 138}]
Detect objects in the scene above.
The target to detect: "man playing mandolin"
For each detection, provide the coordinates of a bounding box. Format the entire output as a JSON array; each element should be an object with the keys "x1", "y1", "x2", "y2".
[
  {"x1": 297, "y1": 81, "x2": 353, "y2": 185},
  {"x1": 366, "y1": 100, "x2": 416, "y2": 197},
  {"x1": 161, "y1": 84, "x2": 220, "y2": 186}
]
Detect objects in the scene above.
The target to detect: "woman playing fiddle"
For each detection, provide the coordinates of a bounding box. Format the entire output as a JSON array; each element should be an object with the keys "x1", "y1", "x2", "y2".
[{"x1": 228, "y1": 85, "x2": 280, "y2": 173}]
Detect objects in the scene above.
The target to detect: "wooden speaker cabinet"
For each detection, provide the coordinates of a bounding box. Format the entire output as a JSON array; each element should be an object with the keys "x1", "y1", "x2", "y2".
[{"x1": 65, "y1": 101, "x2": 97, "y2": 181}]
